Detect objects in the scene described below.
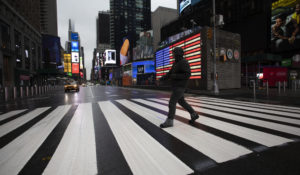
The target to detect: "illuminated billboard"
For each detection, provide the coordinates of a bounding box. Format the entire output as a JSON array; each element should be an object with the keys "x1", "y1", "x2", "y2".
[
  {"x1": 72, "y1": 63, "x2": 79, "y2": 74},
  {"x1": 71, "y1": 41, "x2": 79, "y2": 52},
  {"x1": 80, "y1": 57, "x2": 84, "y2": 69},
  {"x1": 120, "y1": 38, "x2": 130, "y2": 65},
  {"x1": 156, "y1": 33, "x2": 202, "y2": 80},
  {"x1": 105, "y1": 49, "x2": 116, "y2": 65},
  {"x1": 133, "y1": 30, "x2": 154, "y2": 60},
  {"x1": 271, "y1": 0, "x2": 300, "y2": 52},
  {"x1": 132, "y1": 60, "x2": 155, "y2": 78},
  {"x1": 179, "y1": 0, "x2": 191, "y2": 13},
  {"x1": 71, "y1": 52, "x2": 79, "y2": 63},
  {"x1": 71, "y1": 32, "x2": 79, "y2": 41}
]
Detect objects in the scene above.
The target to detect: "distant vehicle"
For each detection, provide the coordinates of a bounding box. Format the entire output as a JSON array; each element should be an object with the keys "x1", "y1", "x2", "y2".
[
  {"x1": 81, "y1": 83, "x2": 87, "y2": 87},
  {"x1": 64, "y1": 81, "x2": 79, "y2": 92}
]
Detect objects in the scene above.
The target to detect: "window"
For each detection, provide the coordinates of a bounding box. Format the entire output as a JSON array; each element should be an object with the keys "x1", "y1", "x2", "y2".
[
  {"x1": 14, "y1": 30, "x2": 22, "y2": 68},
  {"x1": 1, "y1": 22, "x2": 10, "y2": 50},
  {"x1": 24, "y1": 37, "x2": 30, "y2": 70}
]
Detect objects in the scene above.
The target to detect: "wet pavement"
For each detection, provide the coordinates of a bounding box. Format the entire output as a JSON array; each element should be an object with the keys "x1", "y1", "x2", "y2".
[{"x1": 0, "y1": 85, "x2": 300, "y2": 175}]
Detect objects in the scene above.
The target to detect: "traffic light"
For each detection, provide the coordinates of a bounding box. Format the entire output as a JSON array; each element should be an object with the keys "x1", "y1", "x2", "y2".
[{"x1": 207, "y1": 28, "x2": 213, "y2": 40}]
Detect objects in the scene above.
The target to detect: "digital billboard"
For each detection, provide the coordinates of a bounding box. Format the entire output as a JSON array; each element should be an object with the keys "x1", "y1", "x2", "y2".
[
  {"x1": 132, "y1": 60, "x2": 155, "y2": 78},
  {"x1": 80, "y1": 57, "x2": 84, "y2": 69},
  {"x1": 71, "y1": 41, "x2": 79, "y2": 52},
  {"x1": 72, "y1": 63, "x2": 79, "y2": 74},
  {"x1": 179, "y1": 0, "x2": 191, "y2": 13},
  {"x1": 72, "y1": 52, "x2": 79, "y2": 63},
  {"x1": 133, "y1": 30, "x2": 154, "y2": 60},
  {"x1": 71, "y1": 32, "x2": 79, "y2": 41},
  {"x1": 156, "y1": 33, "x2": 202, "y2": 80},
  {"x1": 271, "y1": 0, "x2": 300, "y2": 52},
  {"x1": 120, "y1": 38, "x2": 130, "y2": 65},
  {"x1": 105, "y1": 49, "x2": 116, "y2": 65}
]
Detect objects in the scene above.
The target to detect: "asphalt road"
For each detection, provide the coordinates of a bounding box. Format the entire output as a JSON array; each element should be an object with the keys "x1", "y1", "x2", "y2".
[{"x1": 0, "y1": 85, "x2": 300, "y2": 175}]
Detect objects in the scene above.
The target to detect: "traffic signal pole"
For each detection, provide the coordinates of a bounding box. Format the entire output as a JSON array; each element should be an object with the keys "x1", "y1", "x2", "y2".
[{"x1": 213, "y1": 0, "x2": 219, "y2": 94}]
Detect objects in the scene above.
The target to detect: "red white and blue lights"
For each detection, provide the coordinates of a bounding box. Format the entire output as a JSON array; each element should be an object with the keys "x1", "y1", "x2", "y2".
[{"x1": 156, "y1": 33, "x2": 202, "y2": 80}]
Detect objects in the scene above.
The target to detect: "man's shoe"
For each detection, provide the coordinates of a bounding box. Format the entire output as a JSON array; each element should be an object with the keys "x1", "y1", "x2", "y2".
[
  {"x1": 160, "y1": 119, "x2": 174, "y2": 128},
  {"x1": 189, "y1": 113, "x2": 199, "y2": 124}
]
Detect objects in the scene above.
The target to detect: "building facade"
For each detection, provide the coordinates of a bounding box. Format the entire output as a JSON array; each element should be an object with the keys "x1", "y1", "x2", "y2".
[
  {"x1": 97, "y1": 11, "x2": 110, "y2": 47},
  {"x1": 40, "y1": 0, "x2": 58, "y2": 36},
  {"x1": 0, "y1": 0, "x2": 42, "y2": 89},
  {"x1": 110, "y1": 0, "x2": 151, "y2": 65}
]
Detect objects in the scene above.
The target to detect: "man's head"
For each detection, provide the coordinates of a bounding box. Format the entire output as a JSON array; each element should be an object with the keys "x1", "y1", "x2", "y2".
[
  {"x1": 296, "y1": 3, "x2": 300, "y2": 14},
  {"x1": 275, "y1": 17, "x2": 284, "y2": 27},
  {"x1": 173, "y1": 47, "x2": 184, "y2": 62}
]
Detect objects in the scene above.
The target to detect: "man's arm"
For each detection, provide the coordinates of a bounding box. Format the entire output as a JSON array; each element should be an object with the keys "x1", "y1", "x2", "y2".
[{"x1": 291, "y1": 18, "x2": 299, "y2": 37}]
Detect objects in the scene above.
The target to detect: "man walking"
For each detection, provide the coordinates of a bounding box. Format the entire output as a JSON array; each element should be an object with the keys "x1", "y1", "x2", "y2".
[{"x1": 159, "y1": 47, "x2": 199, "y2": 128}]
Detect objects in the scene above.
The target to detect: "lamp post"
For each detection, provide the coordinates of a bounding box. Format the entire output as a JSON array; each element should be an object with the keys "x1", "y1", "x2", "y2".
[{"x1": 213, "y1": 0, "x2": 219, "y2": 94}]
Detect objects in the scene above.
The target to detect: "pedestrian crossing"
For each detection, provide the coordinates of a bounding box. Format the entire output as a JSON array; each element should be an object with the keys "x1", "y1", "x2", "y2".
[{"x1": 0, "y1": 96, "x2": 300, "y2": 174}]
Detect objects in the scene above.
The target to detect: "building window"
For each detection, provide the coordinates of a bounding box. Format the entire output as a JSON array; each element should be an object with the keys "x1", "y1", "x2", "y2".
[
  {"x1": 14, "y1": 30, "x2": 22, "y2": 68},
  {"x1": 31, "y1": 42, "x2": 36, "y2": 71},
  {"x1": 24, "y1": 37, "x2": 30, "y2": 70},
  {"x1": 0, "y1": 22, "x2": 10, "y2": 51}
]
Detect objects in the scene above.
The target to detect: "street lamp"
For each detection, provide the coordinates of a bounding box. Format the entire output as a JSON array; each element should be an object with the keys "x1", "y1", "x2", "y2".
[{"x1": 213, "y1": 0, "x2": 219, "y2": 94}]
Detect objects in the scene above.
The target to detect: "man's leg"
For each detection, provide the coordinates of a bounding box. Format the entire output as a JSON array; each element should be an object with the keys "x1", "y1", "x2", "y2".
[
  {"x1": 178, "y1": 95, "x2": 199, "y2": 124},
  {"x1": 160, "y1": 88, "x2": 184, "y2": 128}
]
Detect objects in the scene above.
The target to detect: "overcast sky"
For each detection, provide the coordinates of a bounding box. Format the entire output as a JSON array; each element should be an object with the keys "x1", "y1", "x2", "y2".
[{"x1": 57, "y1": 0, "x2": 177, "y2": 80}]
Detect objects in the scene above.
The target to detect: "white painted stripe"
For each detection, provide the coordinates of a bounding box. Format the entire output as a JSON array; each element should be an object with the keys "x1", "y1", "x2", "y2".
[
  {"x1": 184, "y1": 51, "x2": 201, "y2": 58},
  {"x1": 188, "y1": 58, "x2": 201, "y2": 63},
  {"x1": 43, "y1": 103, "x2": 97, "y2": 175},
  {"x1": 185, "y1": 37, "x2": 200, "y2": 45},
  {"x1": 152, "y1": 98, "x2": 300, "y2": 136},
  {"x1": 191, "y1": 65, "x2": 201, "y2": 69},
  {"x1": 133, "y1": 99, "x2": 292, "y2": 147},
  {"x1": 184, "y1": 44, "x2": 201, "y2": 51},
  {"x1": 191, "y1": 72, "x2": 201, "y2": 76},
  {"x1": 183, "y1": 99, "x2": 300, "y2": 125},
  {"x1": 193, "y1": 96, "x2": 300, "y2": 113},
  {"x1": 118, "y1": 99, "x2": 252, "y2": 163},
  {"x1": 0, "y1": 109, "x2": 27, "y2": 122},
  {"x1": 100, "y1": 101, "x2": 193, "y2": 175},
  {"x1": 0, "y1": 105, "x2": 71, "y2": 175},
  {"x1": 0, "y1": 107, "x2": 50, "y2": 137}
]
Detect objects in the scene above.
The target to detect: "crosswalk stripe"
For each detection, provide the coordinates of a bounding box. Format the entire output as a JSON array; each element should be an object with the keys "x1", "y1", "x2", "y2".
[
  {"x1": 186, "y1": 98, "x2": 300, "y2": 118},
  {"x1": 116, "y1": 99, "x2": 252, "y2": 163},
  {"x1": 175, "y1": 99, "x2": 300, "y2": 125},
  {"x1": 0, "y1": 109, "x2": 28, "y2": 122},
  {"x1": 0, "y1": 105, "x2": 71, "y2": 175},
  {"x1": 149, "y1": 98, "x2": 300, "y2": 137},
  {"x1": 0, "y1": 107, "x2": 50, "y2": 138},
  {"x1": 43, "y1": 103, "x2": 98, "y2": 175},
  {"x1": 99, "y1": 101, "x2": 194, "y2": 175},
  {"x1": 189, "y1": 97, "x2": 300, "y2": 115},
  {"x1": 192, "y1": 96, "x2": 300, "y2": 113},
  {"x1": 133, "y1": 99, "x2": 292, "y2": 147}
]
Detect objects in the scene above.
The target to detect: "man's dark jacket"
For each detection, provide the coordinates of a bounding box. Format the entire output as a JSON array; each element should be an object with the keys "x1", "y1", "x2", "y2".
[{"x1": 160, "y1": 55, "x2": 191, "y2": 88}]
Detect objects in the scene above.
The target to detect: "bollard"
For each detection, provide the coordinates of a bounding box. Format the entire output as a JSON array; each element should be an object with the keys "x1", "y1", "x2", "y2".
[
  {"x1": 35, "y1": 86, "x2": 38, "y2": 95},
  {"x1": 14, "y1": 87, "x2": 17, "y2": 99},
  {"x1": 283, "y1": 81, "x2": 286, "y2": 93},
  {"x1": 250, "y1": 80, "x2": 256, "y2": 98},
  {"x1": 39, "y1": 86, "x2": 41, "y2": 95},
  {"x1": 278, "y1": 82, "x2": 281, "y2": 94},
  {"x1": 26, "y1": 86, "x2": 29, "y2": 97},
  {"x1": 295, "y1": 81, "x2": 297, "y2": 91},
  {"x1": 266, "y1": 81, "x2": 269, "y2": 96},
  {"x1": 5, "y1": 87, "x2": 9, "y2": 101},
  {"x1": 31, "y1": 86, "x2": 34, "y2": 96},
  {"x1": 20, "y1": 87, "x2": 23, "y2": 98}
]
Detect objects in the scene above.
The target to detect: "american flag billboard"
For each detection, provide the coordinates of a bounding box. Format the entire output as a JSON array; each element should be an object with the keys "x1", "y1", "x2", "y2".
[{"x1": 156, "y1": 33, "x2": 202, "y2": 80}]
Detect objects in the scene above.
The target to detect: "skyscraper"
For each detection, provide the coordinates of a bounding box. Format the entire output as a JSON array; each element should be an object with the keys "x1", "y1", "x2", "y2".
[
  {"x1": 40, "y1": 0, "x2": 58, "y2": 36},
  {"x1": 110, "y1": 0, "x2": 151, "y2": 64},
  {"x1": 97, "y1": 11, "x2": 110, "y2": 47}
]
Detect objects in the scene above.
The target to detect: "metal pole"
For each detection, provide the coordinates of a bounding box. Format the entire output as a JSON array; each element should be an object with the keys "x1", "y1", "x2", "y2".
[
  {"x1": 213, "y1": 0, "x2": 219, "y2": 94},
  {"x1": 5, "y1": 87, "x2": 9, "y2": 101},
  {"x1": 283, "y1": 81, "x2": 286, "y2": 93},
  {"x1": 20, "y1": 87, "x2": 23, "y2": 98},
  {"x1": 278, "y1": 81, "x2": 281, "y2": 94},
  {"x1": 26, "y1": 86, "x2": 29, "y2": 97},
  {"x1": 14, "y1": 87, "x2": 17, "y2": 99},
  {"x1": 266, "y1": 81, "x2": 269, "y2": 96}
]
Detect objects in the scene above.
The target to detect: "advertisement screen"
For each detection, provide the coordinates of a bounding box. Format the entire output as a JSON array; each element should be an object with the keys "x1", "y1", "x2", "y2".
[
  {"x1": 68, "y1": 63, "x2": 71, "y2": 73},
  {"x1": 179, "y1": 0, "x2": 191, "y2": 13},
  {"x1": 120, "y1": 37, "x2": 130, "y2": 65},
  {"x1": 80, "y1": 57, "x2": 84, "y2": 69},
  {"x1": 156, "y1": 33, "x2": 202, "y2": 80},
  {"x1": 271, "y1": 0, "x2": 300, "y2": 52},
  {"x1": 71, "y1": 33, "x2": 79, "y2": 41},
  {"x1": 72, "y1": 63, "x2": 79, "y2": 74},
  {"x1": 105, "y1": 49, "x2": 116, "y2": 65},
  {"x1": 133, "y1": 30, "x2": 154, "y2": 60},
  {"x1": 72, "y1": 52, "x2": 79, "y2": 63},
  {"x1": 71, "y1": 41, "x2": 79, "y2": 52},
  {"x1": 263, "y1": 67, "x2": 288, "y2": 87},
  {"x1": 132, "y1": 60, "x2": 155, "y2": 78}
]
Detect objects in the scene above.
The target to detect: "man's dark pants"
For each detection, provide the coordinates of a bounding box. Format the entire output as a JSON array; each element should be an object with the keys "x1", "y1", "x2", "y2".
[{"x1": 168, "y1": 87, "x2": 195, "y2": 119}]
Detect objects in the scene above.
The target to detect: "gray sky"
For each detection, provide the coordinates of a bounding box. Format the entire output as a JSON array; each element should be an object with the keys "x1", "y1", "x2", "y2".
[{"x1": 57, "y1": 0, "x2": 177, "y2": 80}]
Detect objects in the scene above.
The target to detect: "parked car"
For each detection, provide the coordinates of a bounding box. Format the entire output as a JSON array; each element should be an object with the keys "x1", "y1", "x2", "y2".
[{"x1": 64, "y1": 81, "x2": 79, "y2": 92}]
